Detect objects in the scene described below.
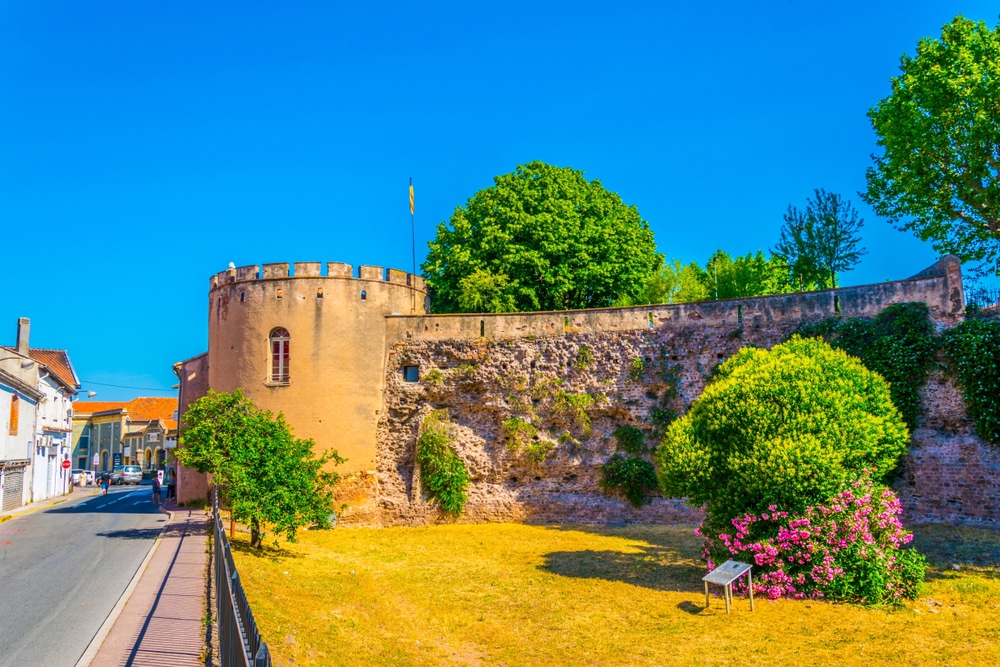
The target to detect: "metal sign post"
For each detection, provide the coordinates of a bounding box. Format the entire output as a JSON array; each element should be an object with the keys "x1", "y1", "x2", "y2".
[{"x1": 702, "y1": 560, "x2": 754, "y2": 613}]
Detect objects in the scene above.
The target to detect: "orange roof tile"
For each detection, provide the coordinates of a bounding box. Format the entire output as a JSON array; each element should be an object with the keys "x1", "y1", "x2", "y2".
[
  {"x1": 27, "y1": 348, "x2": 79, "y2": 390},
  {"x1": 73, "y1": 397, "x2": 177, "y2": 421},
  {"x1": 125, "y1": 397, "x2": 178, "y2": 421}
]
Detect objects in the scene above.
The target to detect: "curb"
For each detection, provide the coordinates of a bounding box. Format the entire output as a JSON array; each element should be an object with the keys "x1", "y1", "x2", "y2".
[{"x1": 73, "y1": 503, "x2": 174, "y2": 667}]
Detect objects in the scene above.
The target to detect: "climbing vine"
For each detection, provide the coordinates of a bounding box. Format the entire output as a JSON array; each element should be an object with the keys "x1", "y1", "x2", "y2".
[
  {"x1": 416, "y1": 410, "x2": 469, "y2": 515},
  {"x1": 941, "y1": 318, "x2": 1000, "y2": 443},
  {"x1": 796, "y1": 302, "x2": 937, "y2": 430}
]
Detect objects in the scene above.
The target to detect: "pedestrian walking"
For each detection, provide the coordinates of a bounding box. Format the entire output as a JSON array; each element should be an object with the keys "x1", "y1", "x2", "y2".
[
  {"x1": 100, "y1": 470, "x2": 110, "y2": 496},
  {"x1": 151, "y1": 473, "x2": 162, "y2": 505},
  {"x1": 165, "y1": 468, "x2": 176, "y2": 501}
]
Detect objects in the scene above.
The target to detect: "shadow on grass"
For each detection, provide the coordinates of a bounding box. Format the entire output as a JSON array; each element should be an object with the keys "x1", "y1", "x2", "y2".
[
  {"x1": 540, "y1": 544, "x2": 705, "y2": 593},
  {"x1": 910, "y1": 523, "x2": 1000, "y2": 582},
  {"x1": 226, "y1": 533, "x2": 301, "y2": 560}
]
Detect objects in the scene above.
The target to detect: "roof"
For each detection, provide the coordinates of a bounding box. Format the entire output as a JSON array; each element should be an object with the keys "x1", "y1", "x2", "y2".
[
  {"x1": 0, "y1": 346, "x2": 80, "y2": 392},
  {"x1": 73, "y1": 397, "x2": 178, "y2": 422},
  {"x1": 28, "y1": 348, "x2": 80, "y2": 390}
]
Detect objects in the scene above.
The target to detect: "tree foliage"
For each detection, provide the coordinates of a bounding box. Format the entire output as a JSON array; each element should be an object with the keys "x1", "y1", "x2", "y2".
[
  {"x1": 863, "y1": 15, "x2": 1000, "y2": 276},
  {"x1": 422, "y1": 161, "x2": 663, "y2": 313},
  {"x1": 628, "y1": 250, "x2": 797, "y2": 305},
  {"x1": 654, "y1": 336, "x2": 909, "y2": 525},
  {"x1": 176, "y1": 389, "x2": 342, "y2": 548},
  {"x1": 773, "y1": 189, "x2": 867, "y2": 289}
]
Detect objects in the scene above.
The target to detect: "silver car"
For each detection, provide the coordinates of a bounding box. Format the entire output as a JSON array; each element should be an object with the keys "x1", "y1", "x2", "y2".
[{"x1": 122, "y1": 465, "x2": 143, "y2": 485}]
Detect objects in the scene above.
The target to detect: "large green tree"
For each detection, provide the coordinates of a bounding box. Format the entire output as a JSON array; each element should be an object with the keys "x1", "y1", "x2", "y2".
[
  {"x1": 863, "y1": 15, "x2": 1000, "y2": 276},
  {"x1": 773, "y1": 188, "x2": 867, "y2": 289},
  {"x1": 422, "y1": 161, "x2": 663, "y2": 313},
  {"x1": 177, "y1": 389, "x2": 343, "y2": 548}
]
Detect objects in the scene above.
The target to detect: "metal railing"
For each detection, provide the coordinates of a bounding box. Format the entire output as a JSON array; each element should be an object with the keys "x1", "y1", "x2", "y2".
[{"x1": 213, "y1": 488, "x2": 272, "y2": 667}]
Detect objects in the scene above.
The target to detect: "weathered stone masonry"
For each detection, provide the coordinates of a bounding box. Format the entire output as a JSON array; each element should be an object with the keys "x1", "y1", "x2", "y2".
[{"x1": 179, "y1": 255, "x2": 999, "y2": 528}]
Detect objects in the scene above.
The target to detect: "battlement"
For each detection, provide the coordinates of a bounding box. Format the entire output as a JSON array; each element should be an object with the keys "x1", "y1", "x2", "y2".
[{"x1": 210, "y1": 262, "x2": 426, "y2": 292}]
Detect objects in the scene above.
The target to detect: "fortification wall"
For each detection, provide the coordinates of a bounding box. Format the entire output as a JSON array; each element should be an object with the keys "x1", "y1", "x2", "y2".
[
  {"x1": 371, "y1": 256, "x2": 997, "y2": 528},
  {"x1": 207, "y1": 262, "x2": 427, "y2": 478}
]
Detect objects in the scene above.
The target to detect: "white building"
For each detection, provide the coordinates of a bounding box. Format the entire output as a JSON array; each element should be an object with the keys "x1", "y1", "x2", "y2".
[
  {"x1": 27, "y1": 348, "x2": 81, "y2": 501},
  {"x1": 1, "y1": 318, "x2": 82, "y2": 508}
]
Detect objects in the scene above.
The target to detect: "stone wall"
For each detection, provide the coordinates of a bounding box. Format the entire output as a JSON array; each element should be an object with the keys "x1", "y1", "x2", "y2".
[{"x1": 370, "y1": 257, "x2": 997, "y2": 529}]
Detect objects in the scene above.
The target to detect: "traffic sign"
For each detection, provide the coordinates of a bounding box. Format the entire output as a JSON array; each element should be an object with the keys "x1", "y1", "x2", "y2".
[
  {"x1": 92, "y1": 453, "x2": 99, "y2": 466},
  {"x1": 61, "y1": 459, "x2": 71, "y2": 469}
]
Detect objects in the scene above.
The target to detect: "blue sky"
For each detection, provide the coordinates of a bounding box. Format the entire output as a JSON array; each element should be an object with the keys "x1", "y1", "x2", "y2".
[{"x1": 1, "y1": 1, "x2": 996, "y2": 401}]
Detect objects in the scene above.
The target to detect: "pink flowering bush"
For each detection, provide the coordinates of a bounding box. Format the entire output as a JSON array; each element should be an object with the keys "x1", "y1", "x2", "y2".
[{"x1": 698, "y1": 478, "x2": 925, "y2": 605}]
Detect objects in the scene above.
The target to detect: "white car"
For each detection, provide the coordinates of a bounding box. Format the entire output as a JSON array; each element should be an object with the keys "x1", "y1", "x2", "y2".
[{"x1": 121, "y1": 465, "x2": 143, "y2": 485}]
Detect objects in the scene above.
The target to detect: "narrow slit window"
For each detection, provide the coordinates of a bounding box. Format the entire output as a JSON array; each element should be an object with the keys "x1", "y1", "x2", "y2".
[
  {"x1": 8, "y1": 394, "x2": 19, "y2": 435},
  {"x1": 240, "y1": 292, "x2": 246, "y2": 302},
  {"x1": 648, "y1": 312, "x2": 654, "y2": 329},
  {"x1": 317, "y1": 288, "x2": 323, "y2": 299},
  {"x1": 737, "y1": 305, "x2": 743, "y2": 323},
  {"x1": 270, "y1": 328, "x2": 290, "y2": 383},
  {"x1": 361, "y1": 290, "x2": 367, "y2": 300},
  {"x1": 480, "y1": 320, "x2": 485, "y2": 337}
]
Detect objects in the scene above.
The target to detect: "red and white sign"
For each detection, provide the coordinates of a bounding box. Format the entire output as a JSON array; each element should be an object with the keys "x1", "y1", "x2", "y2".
[{"x1": 61, "y1": 459, "x2": 71, "y2": 469}]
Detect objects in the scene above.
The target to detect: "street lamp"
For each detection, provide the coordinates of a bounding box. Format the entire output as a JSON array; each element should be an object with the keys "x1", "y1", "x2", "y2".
[{"x1": 0, "y1": 355, "x2": 36, "y2": 369}]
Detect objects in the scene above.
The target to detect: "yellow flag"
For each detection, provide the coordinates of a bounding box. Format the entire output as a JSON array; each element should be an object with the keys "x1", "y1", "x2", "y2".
[{"x1": 409, "y1": 178, "x2": 414, "y2": 215}]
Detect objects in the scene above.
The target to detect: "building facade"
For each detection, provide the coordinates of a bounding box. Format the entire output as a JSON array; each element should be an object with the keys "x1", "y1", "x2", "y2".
[{"x1": 72, "y1": 398, "x2": 178, "y2": 475}]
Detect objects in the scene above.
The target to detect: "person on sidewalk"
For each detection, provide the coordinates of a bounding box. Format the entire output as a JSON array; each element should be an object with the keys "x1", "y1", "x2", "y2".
[
  {"x1": 100, "y1": 470, "x2": 111, "y2": 496},
  {"x1": 151, "y1": 473, "x2": 162, "y2": 505},
  {"x1": 165, "y1": 468, "x2": 176, "y2": 501}
]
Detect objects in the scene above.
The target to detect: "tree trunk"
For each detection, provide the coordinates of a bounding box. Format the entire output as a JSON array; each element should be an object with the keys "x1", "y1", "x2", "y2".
[{"x1": 250, "y1": 518, "x2": 261, "y2": 549}]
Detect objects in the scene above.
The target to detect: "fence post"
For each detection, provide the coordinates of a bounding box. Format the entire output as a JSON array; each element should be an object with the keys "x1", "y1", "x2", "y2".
[{"x1": 254, "y1": 642, "x2": 270, "y2": 667}]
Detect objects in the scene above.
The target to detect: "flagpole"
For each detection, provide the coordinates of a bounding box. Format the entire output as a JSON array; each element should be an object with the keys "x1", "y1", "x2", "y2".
[{"x1": 410, "y1": 177, "x2": 416, "y2": 313}]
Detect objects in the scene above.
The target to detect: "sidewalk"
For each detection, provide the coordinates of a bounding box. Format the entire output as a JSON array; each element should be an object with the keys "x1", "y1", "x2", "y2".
[
  {"x1": 0, "y1": 487, "x2": 212, "y2": 667},
  {"x1": 82, "y1": 498, "x2": 211, "y2": 667}
]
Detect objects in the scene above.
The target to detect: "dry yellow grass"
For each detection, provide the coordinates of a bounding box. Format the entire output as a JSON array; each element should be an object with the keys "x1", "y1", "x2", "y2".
[{"x1": 228, "y1": 522, "x2": 1000, "y2": 666}]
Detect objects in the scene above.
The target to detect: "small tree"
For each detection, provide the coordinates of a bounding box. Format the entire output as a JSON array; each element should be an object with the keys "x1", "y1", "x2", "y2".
[
  {"x1": 773, "y1": 189, "x2": 867, "y2": 289},
  {"x1": 863, "y1": 16, "x2": 1000, "y2": 276},
  {"x1": 177, "y1": 389, "x2": 343, "y2": 548}
]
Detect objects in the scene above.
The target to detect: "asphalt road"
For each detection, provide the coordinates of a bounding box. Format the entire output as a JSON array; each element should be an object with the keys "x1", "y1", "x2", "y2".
[{"x1": 0, "y1": 485, "x2": 165, "y2": 667}]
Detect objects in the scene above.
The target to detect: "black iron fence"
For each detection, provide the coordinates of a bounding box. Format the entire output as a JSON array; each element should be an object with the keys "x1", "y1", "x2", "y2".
[{"x1": 213, "y1": 488, "x2": 272, "y2": 667}]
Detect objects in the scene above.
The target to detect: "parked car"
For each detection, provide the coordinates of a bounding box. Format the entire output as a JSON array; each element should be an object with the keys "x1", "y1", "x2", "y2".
[
  {"x1": 111, "y1": 465, "x2": 125, "y2": 485},
  {"x1": 121, "y1": 465, "x2": 142, "y2": 485}
]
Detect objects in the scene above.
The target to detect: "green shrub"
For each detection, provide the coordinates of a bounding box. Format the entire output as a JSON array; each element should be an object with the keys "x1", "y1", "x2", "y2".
[
  {"x1": 796, "y1": 302, "x2": 937, "y2": 430},
  {"x1": 575, "y1": 345, "x2": 594, "y2": 369},
  {"x1": 655, "y1": 336, "x2": 909, "y2": 523},
  {"x1": 600, "y1": 454, "x2": 658, "y2": 507},
  {"x1": 502, "y1": 417, "x2": 554, "y2": 463},
  {"x1": 416, "y1": 411, "x2": 469, "y2": 515},
  {"x1": 942, "y1": 318, "x2": 1000, "y2": 443},
  {"x1": 551, "y1": 391, "x2": 595, "y2": 436},
  {"x1": 424, "y1": 369, "x2": 444, "y2": 385},
  {"x1": 612, "y1": 426, "x2": 647, "y2": 455},
  {"x1": 628, "y1": 357, "x2": 645, "y2": 381}
]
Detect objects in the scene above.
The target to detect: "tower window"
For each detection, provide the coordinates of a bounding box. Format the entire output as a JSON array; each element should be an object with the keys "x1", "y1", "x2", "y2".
[
  {"x1": 403, "y1": 366, "x2": 419, "y2": 382},
  {"x1": 361, "y1": 290, "x2": 367, "y2": 300},
  {"x1": 269, "y1": 328, "x2": 290, "y2": 383}
]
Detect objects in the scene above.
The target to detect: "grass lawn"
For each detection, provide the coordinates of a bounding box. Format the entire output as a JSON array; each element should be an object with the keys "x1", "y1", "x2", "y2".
[{"x1": 229, "y1": 521, "x2": 1000, "y2": 666}]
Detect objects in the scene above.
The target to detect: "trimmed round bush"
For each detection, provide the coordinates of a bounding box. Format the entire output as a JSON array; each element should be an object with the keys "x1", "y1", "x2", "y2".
[
  {"x1": 655, "y1": 336, "x2": 921, "y2": 604},
  {"x1": 656, "y1": 336, "x2": 909, "y2": 524}
]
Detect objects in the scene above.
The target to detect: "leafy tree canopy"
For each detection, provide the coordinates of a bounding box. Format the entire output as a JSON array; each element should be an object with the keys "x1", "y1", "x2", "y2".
[
  {"x1": 422, "y1": 161, "x2": 663, "y2": 313},
  {"x1": 655, "y1": 336, "x2": 909, "y2": 525},
  {"x1": 773, "y1": 188, "x2": 867, "y2": 289},
  {"x1": 177, "y1": 389, "x2": 343, "y2": 548},
  {"x1": 627, "y1": 250, "x2": 799, "y2": 305},
  {"x1": 863, "y1": 15, "x2": 1000, "y2": 276}
]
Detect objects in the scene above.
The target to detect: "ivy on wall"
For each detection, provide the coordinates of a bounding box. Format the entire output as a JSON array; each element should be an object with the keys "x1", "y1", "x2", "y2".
[
  {"x1": 796, "y1": 302, "x2": 937, "y2": 430},
  {"x1": 600, "y1": 453, "x2": 658, "y2": 507},
  {"x1": 416, "y1": 410, "x2": 469, "y2": 515},
  {"x1": 796, "y1": 303, "x2": 1000, "y2": 445},
  {"x1": 941, "y1": 318, "x2": 1000, "y2": 443}
]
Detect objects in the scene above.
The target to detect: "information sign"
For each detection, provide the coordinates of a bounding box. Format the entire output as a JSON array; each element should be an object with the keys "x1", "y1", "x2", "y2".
[{"x1": 702, "y1": 560, "x2": 754, "y2": 613}]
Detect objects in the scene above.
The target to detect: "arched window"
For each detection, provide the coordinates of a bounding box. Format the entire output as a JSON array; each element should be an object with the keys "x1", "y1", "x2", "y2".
[{"x1": 270, "y1": 327, "x2": 290, "y2": 383}]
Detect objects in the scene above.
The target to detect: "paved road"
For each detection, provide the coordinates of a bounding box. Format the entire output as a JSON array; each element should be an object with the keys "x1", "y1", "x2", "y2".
[{"x1": 0, "y1": 486, "x2": 164, "y2": 667}]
